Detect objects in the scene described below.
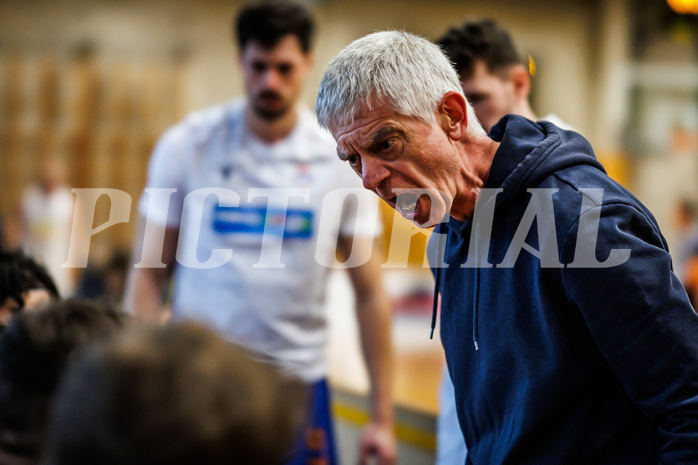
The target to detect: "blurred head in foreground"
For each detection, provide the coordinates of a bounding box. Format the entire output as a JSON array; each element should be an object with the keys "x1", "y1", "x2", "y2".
[
  {"x1": 45, "y1": 322, "x2": 307, "y2": 465},
  {"x1": 0, "y1": 299, "x2": 126, "y2": 465}
]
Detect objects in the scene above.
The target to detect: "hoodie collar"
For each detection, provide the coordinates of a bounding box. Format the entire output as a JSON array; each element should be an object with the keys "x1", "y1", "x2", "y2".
[{"x1": 484, "y1": 115, "x2": 546, "y2": 190}]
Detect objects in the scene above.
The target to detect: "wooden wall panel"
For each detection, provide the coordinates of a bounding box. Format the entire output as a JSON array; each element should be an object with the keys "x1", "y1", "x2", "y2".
[{"x1": 0, "y1": 49, "x2": 189, "y2": 264}]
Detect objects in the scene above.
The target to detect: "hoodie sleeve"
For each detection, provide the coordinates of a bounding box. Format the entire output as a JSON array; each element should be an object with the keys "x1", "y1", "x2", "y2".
[{"x1": 560, "y1": 202, "x2": 698, "y2": 464}]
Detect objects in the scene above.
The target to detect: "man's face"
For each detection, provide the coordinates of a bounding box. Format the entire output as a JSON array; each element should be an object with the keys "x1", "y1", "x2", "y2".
[
  {"x1": 240, "y1": 35, "x2": 312, "y2": 121},
  {"x1": 330, "y1": 109, "x2": 463, "y2": 228},
  {"x1": 460, "y1": 60, "x2": 515, "y2": 132}
]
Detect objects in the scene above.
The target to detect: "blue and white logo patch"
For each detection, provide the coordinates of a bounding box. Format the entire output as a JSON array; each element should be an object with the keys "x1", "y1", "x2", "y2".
[{"x1": 212, "y1": 205, "x2": 313, "y2": 239}]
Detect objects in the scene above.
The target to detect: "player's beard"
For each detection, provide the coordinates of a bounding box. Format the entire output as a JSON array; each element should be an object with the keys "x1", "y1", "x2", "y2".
[{"x1": 252, "y1": 90, "x2": 291, "y2": 121}]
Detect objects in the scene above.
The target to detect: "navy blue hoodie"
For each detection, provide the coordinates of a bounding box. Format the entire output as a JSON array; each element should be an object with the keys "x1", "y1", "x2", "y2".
[{"x1": 434, "y1": 115, "x2": 698, "y2": 465}]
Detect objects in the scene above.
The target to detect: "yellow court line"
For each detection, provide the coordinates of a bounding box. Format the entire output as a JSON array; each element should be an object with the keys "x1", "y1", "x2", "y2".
[{"x1": 332, "y1": 402, "x2": 436, "y2": 452}]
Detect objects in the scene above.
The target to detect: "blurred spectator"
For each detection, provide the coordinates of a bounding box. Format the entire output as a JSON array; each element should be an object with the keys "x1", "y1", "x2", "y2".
[
  {"x1": 45, "y1": 322, "x2": 306, "y2": 465},
  {"x1": 0, "y1": 299, "x2": 127, "y2": 465},
  {"x1": 675, "y1": 198, "x2": 698, "y2": 308},
  {"x1": 74, "y1": 249, "x2": 131, "y2": 304},
  {"x1": 0, "y1": 249, "x2": 60, "y2": 332},
  {"x1": 673, "y1": 198, "x2": 698, "y2": 279},
  {"x1": 18, "y1": 157, "x2": 75, "y2": 296}
]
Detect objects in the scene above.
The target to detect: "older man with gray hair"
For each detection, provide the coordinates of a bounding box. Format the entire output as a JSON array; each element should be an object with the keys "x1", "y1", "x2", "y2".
[{"x1": 316, "y1": 30, "x2": 698, "y2": 465}]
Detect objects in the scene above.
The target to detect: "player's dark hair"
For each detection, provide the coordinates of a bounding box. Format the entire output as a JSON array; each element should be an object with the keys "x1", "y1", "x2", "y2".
[
  {"x1": 0, "y1": 249, "x2": 59, "y2": 311},
  {"x1": 45, "y1": 322, "x2": 307, "y2": 465},
  {"x1": 436, "y1": 18, "x2": 523, "y2": 80},
  {"x1": 235, "y1": 1, "x2": 316, "y2": 54}
]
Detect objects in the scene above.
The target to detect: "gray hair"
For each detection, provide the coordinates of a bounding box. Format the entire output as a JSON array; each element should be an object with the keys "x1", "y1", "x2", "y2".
[{"x1": 315, "y1": 30, "x2": 485, "y2": 137}]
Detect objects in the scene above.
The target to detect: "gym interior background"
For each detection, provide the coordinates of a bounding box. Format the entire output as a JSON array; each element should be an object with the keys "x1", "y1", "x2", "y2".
[{"x1": 1, "y1": 0, "x2": 696, "y2": 463}]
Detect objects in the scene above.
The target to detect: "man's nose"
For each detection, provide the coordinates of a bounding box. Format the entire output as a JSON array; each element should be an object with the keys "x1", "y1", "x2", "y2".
[
  {"x1": 361, "y1": 156, "x2": 390, "y2": 190},
  {"x1": 262, "y1": 69, "x2": 282, "y2": 89}
]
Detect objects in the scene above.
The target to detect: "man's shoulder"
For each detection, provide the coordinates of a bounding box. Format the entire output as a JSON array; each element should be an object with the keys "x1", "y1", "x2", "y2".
[
  {"x1": 295, "y1": 105, "x2": 338, "y2": 152},
  {"x1": 543, "y1": 163, "x2": 659, "y2": 233},
  {"x1": 551, "y1": 162, "x2": 631, "y2": 203}
]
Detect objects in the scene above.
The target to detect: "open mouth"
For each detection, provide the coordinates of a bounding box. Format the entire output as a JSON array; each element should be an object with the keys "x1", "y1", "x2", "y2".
[{"x1": 395, "y1": 192, "x2": 419, "y2": 219}]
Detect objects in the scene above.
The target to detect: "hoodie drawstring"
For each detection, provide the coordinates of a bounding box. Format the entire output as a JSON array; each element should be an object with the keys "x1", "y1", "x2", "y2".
[
  {"x1": 472, "y1": 212, "x2": 481, "y2": 352},
  {"x1": 430, "y1": 225, "x2": 443, "y2": 340},
  {"x1": 430, "y1": 221, "x2": 481, "y2": 352}
]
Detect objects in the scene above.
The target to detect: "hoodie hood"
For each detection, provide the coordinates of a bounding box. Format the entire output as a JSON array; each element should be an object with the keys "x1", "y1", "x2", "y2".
[{"x1": 485, "y1": 115, "x2": 604, "y2": 210}]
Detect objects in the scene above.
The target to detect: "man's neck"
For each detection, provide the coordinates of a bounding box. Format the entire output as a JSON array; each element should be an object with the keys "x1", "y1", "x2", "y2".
[
  {"x1": 245, "y1": 105, "x2": 299, "y2": 144},
  {"x1": 451, "y1": 136, "x2": 500, "y2": 222},
  {"x1": 514, "y1": 102, "x2": 537, "y2": 122}
]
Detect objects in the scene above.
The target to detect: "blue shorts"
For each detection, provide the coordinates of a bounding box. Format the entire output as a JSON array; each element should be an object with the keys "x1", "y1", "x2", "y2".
[{"x1": 285, "y1": 379, "x2": 338, "y2": 465}]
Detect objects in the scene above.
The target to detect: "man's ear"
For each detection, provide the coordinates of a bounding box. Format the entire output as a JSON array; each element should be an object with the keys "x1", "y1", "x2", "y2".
[
  {"x1": 509, "y1": 64, "x2": 532, "y2": 101},
  {"x1": 439, "y1": 91, "x2": 468, "y2": 141}
]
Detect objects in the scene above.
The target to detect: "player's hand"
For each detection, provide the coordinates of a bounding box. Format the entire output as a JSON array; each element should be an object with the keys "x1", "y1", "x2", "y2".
[{"x1": 358, "y1": 420, "x2": 397, "y2": 465}]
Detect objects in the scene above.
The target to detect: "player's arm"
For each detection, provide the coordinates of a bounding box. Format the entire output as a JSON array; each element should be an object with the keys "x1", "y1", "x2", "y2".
[
  {"x1": 338, "y1": 235, "x2": 397, "y2": 465},
  {"x1": 122, "y1": 220, "x2": 178, "y2": 323},
  {"x1": 122, "y1": 121, "x2": 188, "y2": 322}
]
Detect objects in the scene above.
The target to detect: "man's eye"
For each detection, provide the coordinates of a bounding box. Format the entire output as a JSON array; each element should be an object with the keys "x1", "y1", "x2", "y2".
[
  {"x1": 347, "y1": 154, "x2": 360, "y2": 166},
  {"x1": 252, "y1": 62, "x2": 267, "y2": 73},
  {"x1": 277, "y1": 64, "x2": 292, "y2": 76},
  {"x1": 378, "y1": 139, "x2": 394, "y2": 151}
]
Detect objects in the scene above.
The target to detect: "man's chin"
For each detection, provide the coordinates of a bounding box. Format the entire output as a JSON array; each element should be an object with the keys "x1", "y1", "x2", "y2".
[{"x1": 413, "y1": 205, "x2": 450, "y2": 229}]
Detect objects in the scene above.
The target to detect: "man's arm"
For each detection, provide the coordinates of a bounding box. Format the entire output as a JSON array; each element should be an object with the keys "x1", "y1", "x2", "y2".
[
  {"x1": 122, "y1": 220, "x2": 179, "y2": 322},
  {"x1": 562, "y1": 203, "x2": 698, "y2": 462},
  {"x1": 338, "y1": 235, "x2": 397, "y2": 465}
]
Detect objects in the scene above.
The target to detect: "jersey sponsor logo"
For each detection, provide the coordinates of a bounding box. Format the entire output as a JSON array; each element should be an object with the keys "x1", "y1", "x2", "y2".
[{"x1": 212, "y1": 204, "x2": 313, "y2": 239}]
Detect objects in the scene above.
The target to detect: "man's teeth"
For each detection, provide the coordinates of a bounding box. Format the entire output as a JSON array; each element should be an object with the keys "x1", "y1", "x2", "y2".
[{"x1": 397, "y1": 194, "x2": 418, "y2": 215}]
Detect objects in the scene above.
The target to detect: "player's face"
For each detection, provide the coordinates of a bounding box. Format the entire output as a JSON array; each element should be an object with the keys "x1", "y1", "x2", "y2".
[
  {"x1": 460, "y1": 60, "x2": 516, "y2": 132},
  {"x1": 331, "y1": 109, "x2": 461, "y2": 228},
  {"x1": 0, "y1": 297, "x2": 21, "y2": 329},
  {"x1": 240, "y1": 35, "x2": 312, "y2": 121},
  {"x1": 22, "y1": 288, "x2": 51, "y2": 311},
  {"x1": 0, "y1": 289, "x2": 51, "y2": 328}
]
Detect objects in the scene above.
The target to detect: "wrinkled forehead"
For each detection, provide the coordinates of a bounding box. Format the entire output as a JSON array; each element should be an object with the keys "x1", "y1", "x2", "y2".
[
  {"x1": 330, "y1": 106, "x2": 402, "y2": 142},
  {"x1": 326, "y1": 92, "x2": 399, "y2": 128}
]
